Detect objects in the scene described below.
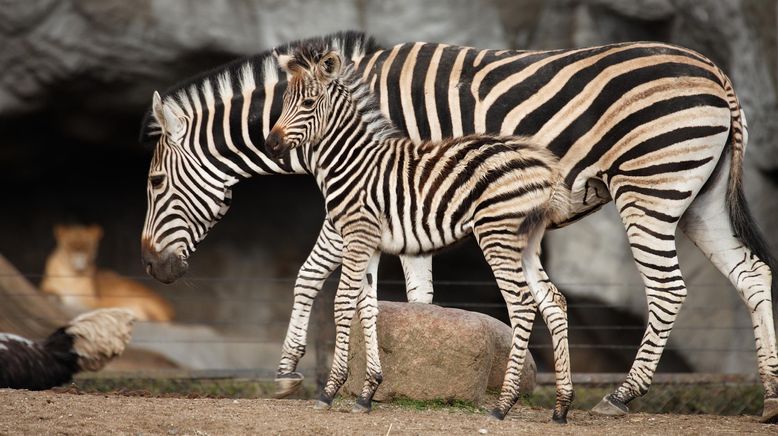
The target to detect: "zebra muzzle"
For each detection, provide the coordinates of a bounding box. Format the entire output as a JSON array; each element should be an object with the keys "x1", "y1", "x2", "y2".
[{"x1": 141, "y1": 245, "x2": 189, "y2": 284}]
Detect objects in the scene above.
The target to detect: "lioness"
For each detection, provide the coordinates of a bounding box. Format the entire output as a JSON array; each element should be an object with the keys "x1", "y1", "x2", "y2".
[{"x1": 41, "y1": 225, "x2": 174, "y2": 322}]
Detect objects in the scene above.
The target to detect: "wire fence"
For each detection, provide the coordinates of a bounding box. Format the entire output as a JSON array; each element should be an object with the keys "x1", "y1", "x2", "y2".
[{"x1": 4, "y1": 269, "x2": 768, "y2": 416}]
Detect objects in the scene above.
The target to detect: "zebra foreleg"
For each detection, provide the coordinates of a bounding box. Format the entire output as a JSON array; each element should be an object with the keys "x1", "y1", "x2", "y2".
[
  {"x1": 353, "y1": 252, "x2": 383, "y2": 413},
  {"x1": 316, "y1": 237, "x2": 377, "y2": 410},
  {"x1": 276, "y1": 220, "x2": 343, "y2": 398},
  {"x1": 399, "y1": 255, "x2": 434, "y2": 303}
]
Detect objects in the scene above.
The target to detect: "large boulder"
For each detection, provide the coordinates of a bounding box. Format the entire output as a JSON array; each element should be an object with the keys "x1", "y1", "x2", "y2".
[{"x1": 343, "y1": 301, "x2": 536, "y2": 404}]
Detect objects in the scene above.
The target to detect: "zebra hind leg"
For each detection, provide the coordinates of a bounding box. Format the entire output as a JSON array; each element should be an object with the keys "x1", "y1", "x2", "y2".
[
  {"x1": 523, "y1": 224, "x2": 573, "y2": 423},
  {"x1": 476, "y1": 219, "x2": 572, "y2": 423},
  {"x1": 680, "y1": 174, "x2": 778, "y2": 423},
  {"x1": 488, "y1": 271, "x2": 537, "y2": 421},
  {"x1": 592, "y1": 208, "x2": 687, "y2": 416}
]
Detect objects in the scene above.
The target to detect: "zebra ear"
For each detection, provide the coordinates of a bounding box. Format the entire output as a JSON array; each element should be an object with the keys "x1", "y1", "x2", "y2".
[
  {"x1": 152, "y1": 91, "x2": 183, "y2": 136},
  {"x1": 316, "y1": 51, "x2": 342, "y2": 84}
]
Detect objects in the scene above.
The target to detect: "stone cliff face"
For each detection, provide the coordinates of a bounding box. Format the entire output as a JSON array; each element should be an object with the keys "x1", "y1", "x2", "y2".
[{"x1": 1, "y1": 0, "x2": 775, "y2": 373}]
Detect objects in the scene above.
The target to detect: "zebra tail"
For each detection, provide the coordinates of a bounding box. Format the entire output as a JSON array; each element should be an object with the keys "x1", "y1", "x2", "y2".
[
  {"x1": 546, "y1": 171, "x2": 572, "y2": 226},
  {"x1": 516, "y1": 171, "x2": 570, "y2": 259},
  {"x1": 722, "y1": 74, "x2": 776, "y2": 277}
]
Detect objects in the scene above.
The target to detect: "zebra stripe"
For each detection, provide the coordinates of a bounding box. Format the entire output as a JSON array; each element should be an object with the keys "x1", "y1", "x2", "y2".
[{"x1": 140, "y1": 32, "x2": 777, "y2": 420}]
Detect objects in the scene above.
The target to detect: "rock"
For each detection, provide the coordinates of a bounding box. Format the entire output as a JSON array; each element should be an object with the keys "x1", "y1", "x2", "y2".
[{"x1": 343, "y1": 301, "x2": 537, "y2": 404}]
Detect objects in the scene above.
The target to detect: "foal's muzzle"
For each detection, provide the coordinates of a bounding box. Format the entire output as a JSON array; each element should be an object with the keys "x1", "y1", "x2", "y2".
[{"x1": 265, "y1": 127, "x2": 290, "y2": 160}]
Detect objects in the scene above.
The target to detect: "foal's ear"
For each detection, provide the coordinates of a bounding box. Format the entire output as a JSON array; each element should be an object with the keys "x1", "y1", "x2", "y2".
[
  {"x1": 316, "y1": 51, "x2": 342, "y2": 84},
  {"x1": 274, "y1": 50, "x2": 294, "y2": 75}
]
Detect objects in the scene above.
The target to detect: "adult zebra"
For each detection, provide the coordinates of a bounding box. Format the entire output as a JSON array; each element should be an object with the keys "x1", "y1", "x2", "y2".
[{"x1": 140, "y1": 32, "x2": 777, "y2": 421}]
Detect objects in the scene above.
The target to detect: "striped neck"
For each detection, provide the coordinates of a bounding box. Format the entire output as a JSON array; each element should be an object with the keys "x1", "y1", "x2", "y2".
[
  {"x1": 157, "y1": 57, "x2": 305, "y2": 181},
  {"x1": 303, "y1": 64, "x2": 401, "y2": 189},
  {"x1": 142, "y1": 32, "x2": 383, "y2": 180}
]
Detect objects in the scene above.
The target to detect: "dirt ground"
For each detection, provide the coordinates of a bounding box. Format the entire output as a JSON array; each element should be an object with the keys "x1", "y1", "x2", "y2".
[{"x1": 0, "y1": 389, "x2": 774, "y2": 435}]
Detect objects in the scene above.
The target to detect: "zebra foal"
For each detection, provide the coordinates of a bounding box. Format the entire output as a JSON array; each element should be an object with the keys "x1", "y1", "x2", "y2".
[{"x1": 266, "y1": 44, "x2": 573, "y2": 422}]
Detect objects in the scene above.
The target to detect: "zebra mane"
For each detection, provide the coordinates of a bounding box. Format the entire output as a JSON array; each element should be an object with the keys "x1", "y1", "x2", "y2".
[
  {"x1": 288, "y1": 44, "x2": 400, "y2": 143},
  {"x1": 139, "y1": 31, "x2": 383, "y2": 146}
]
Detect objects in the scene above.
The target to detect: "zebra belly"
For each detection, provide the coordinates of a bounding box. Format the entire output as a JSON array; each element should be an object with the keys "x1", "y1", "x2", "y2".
[{"x1": 378, "y1": 218, "x2": 473, "y2": 256}]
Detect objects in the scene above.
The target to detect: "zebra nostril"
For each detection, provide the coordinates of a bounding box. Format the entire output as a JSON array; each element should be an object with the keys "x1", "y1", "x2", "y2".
[
  {"x1": 266, "y1": 128, "x2": 288, "y2": 152},
  {"x1": 269, "y1": 133, "x2": 281, "y2": 149},
  {"x1": 145, "y1": 263, "x2": 153, "y2": 276}
]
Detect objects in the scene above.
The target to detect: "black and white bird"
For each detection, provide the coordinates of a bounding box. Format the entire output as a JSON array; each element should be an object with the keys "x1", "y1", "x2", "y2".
[{"x1": 0, "y1": 308, "x2": 136, "y2": 390}]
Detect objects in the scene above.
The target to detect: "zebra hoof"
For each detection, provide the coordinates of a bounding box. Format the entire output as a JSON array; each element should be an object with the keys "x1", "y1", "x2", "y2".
[
  {"x1": 552, "y1": 409, "x2": 568, "y2": 424},
  {"x1": 351, "y1": 399, "x2": 372, "y2": 414},
  {"x1": 314, "y1": 400, "x2": 332, "y2": 410},
  {"x1": 273, "y1": 372, "x2": 304, "y2": 399},
  {"x1": 760, "y1": 398, "x2": 778, "y2": 423},
  {"x1": 590, "y1": 395, "x2": 629, "y2": 416},
  {"x1": 489, "y1": 409, "x2": 506, "y2": 421}
]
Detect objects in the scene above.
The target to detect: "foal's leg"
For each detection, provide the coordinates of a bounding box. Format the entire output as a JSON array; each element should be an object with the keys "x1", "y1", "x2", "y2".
[
  {"x1": 489, "y1": 270, "x2": 537, "y2": 420},
  {"x1": 523, "y1": 225, "x2": 573, "y2": 423},
  {"x1": 353, "y1": 252, "x2": 384, "y2": 413},
  {"x1": 276, "y1": 220, "x2": 343, "y2": 397},
  {"x1": 316, "y1": 233, "x2": 379, "y2": 409},
  {"x1": 475, "y1": 218, "x2": 571, "y2": 423}
]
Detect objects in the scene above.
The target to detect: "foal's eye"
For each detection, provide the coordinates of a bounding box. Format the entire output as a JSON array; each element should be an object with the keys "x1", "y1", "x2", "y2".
[
  {"x1": 301, "y1": 98, "x2": 316, "y2": 109},
  {"x1": 150, "y1": 174, "x2": 165, "y2": 189}
]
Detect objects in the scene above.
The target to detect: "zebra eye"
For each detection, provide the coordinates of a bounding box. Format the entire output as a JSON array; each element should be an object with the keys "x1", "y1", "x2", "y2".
[
  {"x1": 150, "y1": 174, "x2": 165, "y2": 189},
  {"x1": 301, "y1": 98, "x2": 316, "y2": 109}
]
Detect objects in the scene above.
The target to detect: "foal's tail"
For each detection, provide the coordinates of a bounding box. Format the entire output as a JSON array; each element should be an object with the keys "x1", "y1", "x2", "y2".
[
  {"x1": 545, "y1": 169, "x2": 572, "y2": 226},
  {"x1": 516, "y1": 169, "x2": 571, "y2": 262}
]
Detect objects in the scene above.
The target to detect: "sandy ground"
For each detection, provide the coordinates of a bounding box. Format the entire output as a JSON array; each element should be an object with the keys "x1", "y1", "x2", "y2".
[{"x1": 0, "y1": 389, "x2": 774, "y2": 435}]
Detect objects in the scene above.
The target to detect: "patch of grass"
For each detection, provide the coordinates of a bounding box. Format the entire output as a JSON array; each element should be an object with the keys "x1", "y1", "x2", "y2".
[{"x1": 390, "y1": 397, "x2": 483, "y2": 413}]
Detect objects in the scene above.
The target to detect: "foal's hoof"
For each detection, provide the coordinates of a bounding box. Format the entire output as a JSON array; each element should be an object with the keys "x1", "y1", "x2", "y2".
[
  {"x1": 488, "y1": 409, "x2": 506, "y2": 421},
  {"x1": 590, "y1": 394, "x2": 629, "y2": 416},
  {"x1": 761, "y1": 398, "x2": 778, "y2": 423},
  {"x1": 351, "y1": 400, "x2": 372, "y2": 414},
  {"x1": 552, "y1": 409, "x2": 568, "y2": 424},
  {"x1": 273, "y1": 372, "x2": 304, "y2": 399}
]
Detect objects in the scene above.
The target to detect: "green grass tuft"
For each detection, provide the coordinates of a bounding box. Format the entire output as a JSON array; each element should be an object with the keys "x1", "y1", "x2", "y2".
[{"x1": 390, "y1": 397, "x2": 483, "y2": 413}]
